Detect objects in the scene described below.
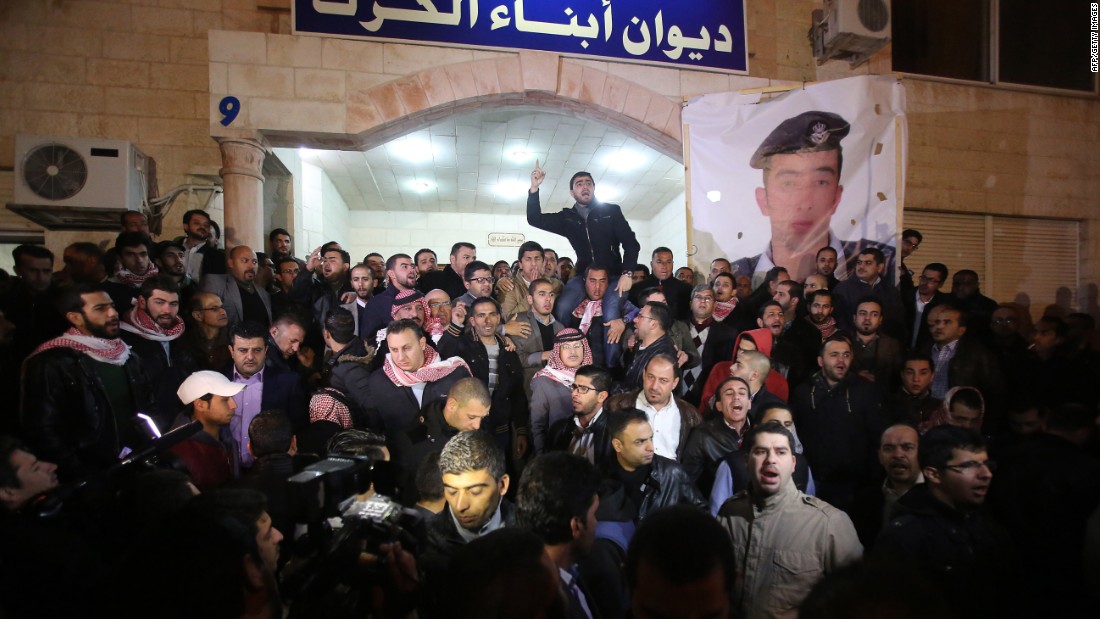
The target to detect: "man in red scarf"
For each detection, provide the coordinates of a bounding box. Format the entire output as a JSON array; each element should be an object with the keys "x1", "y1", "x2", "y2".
[
  {"x1": 366, "y1": 319, "x2": 471, "y2": 437},
  {"x1": 120, "y1": 275, "x2": 198, "y2": 430},
  {"x1": 21, "y1": 284, "x2": 154, "y2": 481}
]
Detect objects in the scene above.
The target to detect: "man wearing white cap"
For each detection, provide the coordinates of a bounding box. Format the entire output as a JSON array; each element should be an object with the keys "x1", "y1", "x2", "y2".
[{"x1": 170, "y1": 370, "x2": 246, "y2": 492}]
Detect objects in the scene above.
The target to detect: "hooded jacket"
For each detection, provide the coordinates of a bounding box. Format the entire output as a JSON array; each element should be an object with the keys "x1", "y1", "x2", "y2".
[{"x1": 696, "y1": 328, "x2": 790, "y2": 415}]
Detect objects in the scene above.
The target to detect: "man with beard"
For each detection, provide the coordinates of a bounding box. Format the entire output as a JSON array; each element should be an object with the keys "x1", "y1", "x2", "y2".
[
  {"x1": 832, "y1": 248, "x2": 904, "y2": 338},
  {"x1": 154, "y1": 240, "x2": 197, "y2": 309},
  {"x1": 309, "y1": 247, "x2": 354, "y2": 330},
  {"x1": 20, "y1": 284, "x2": 153, "y2": 481},
  {"x1": 547, "y1": 364, "x2": 613, "y2": 465},
  {"x1": 850, "y1": 423, "x2": 923, "y2": 548},
  {"x1": 510, "y1": 278, "x2": 565, "y2": 397},
  {"x1": 791, "y1": 335, "x2": 885, "y2": 513},
  {"x1": 621, "y1": 302, "x2": 679, "y2": 393},
  {"x1": 268, "y1": 228, "x2": 296, "y2": 263},
  {"x1": 200, "y1": 246, "x2": 273, "y2": 330},
  {"x1": 516, "y1": 452, "x2": 603, "y2": 619},
  {"x1": 418, "y1": 242, "x2": 476, "y2": 299},
  {"x1": 414, "y1": 248, "x2": 438, "y2": 276},
  {"x1": 681, "y1": 376, "x2": 752, "y2": 494},
  {"x1": 848, "y1": 298, "x2": 902, "y2": 391},
  {"x1": 341, "y1": 263, "x2": 374, "y2": 342},
  {"x1": 805, "y1": 289, "x2": 838, "y2": 342},
  {"x1": 178, "y1": 209, "x2": 225, "y2": 282},
  {"x1": 718, "y1": 421, "x2": 862, "y2": 618},
  {"x1": 903, "y1": 263, "x2": 949, "y2": 350},
  {"x1": 120, "y1": 275, "x2": 197, "y2": 430},
  {"x1": 361, "y1": 253, "x2": 419, "y2": 343},
  {"x1": 62, "y1": 242, "x2": 108, "y2": 285},
  {"x1": 815, "y1": 246, "x2": 841, "y2": 290},
  {"x1": 170, "y1": 370, "x2": 244, "y2": 491},
  {"x1": 1, "y1": 245, "x2": 67, "y2": 369},
  {"x1": 105, "y1": 232, "x2": 158, "y2": 311},
  {"x1": 773, "y1": 279, "x2": 820, "y2": 382},
  {"x1": 440, "y1": 297, "x2": 530, "y2": 460},
  {"x1": 629, "y1": 247, "x2": 692, "y2": 321},
  {"x1": 527, "y1": 164, "x2": 640, "y2": 337}
]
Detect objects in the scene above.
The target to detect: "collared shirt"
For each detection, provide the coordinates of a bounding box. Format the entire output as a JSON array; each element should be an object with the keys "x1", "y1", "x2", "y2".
[
  {"x1": 559, "y1": 566, "x2": 595, "y2": 619},
  {"x1": 570, "y1": 407, "x2": 604, "y2": 463},
  {"x1": 451, "y1": 502, "x2": 505, "y2": 543},
  {"x1": 912, "y1": 290, "x2": 930, "y2": 348},
  {"x1": 930, "y1": 339, "x2": 959, "y2": 399},
  {"x1": 182, "y1": 240, "x2": 206, "y2": 281},
  {"x1": 754, "y1": 231, "x2": 848, "y2": 287},
  {"x1": 230, "y1": 367, "x2": 263, "y2": 468},
  {"x1": 636, "y1": 392, "x2": 681, "y2": 460},
  {"x1": 881, "y1": 474, "x2": 923, "y2": 528}
]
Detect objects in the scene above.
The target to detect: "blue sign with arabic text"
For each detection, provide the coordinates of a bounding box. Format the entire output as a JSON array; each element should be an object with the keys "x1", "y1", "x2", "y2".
[{"x1": 293, "y1": 0, "x2": 747, "y2": 73}]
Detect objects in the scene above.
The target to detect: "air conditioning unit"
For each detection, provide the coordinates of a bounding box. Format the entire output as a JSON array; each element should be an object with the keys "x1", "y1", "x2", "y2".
[
  {"x1": 7, "y1": 134, "x2": 149, "y2": 230},
  {"x1": 812, "y1": 0, "x2": 891, "y2": 67}
]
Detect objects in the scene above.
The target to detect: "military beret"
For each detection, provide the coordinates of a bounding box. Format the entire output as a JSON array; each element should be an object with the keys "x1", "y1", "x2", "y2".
[{"x1": 750, "y1": 110, "x2": 851, "y2": 169}]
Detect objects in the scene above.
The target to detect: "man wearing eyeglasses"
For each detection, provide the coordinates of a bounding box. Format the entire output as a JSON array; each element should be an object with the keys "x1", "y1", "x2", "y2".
[
  {"x1": 902, "y1": 262, "x2": 949, "y2": 350},
  {"x1": 874, "y1": 425, "x2": 1018, "y2": 618},
  {"x1": 547, "y1": 365, "x2": 613, "y2": 466}
]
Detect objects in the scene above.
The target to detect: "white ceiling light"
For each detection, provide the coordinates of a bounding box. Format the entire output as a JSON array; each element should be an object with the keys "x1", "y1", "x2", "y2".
[
  {"x1": 596, "y1": 186, "x2": 620, "y2": 202},
  {"x1": 409, "y1": 179, "x2": 435, "y2": 193},
  {"x1": 495, "y1": 179, "x2": 529, "y2": 197},
  {"x1": 706, "y1": 190, "x2": 722, "y2": 202},
  {"x1": 605, "y1": 149, "x2": 646, "y2": 172},
  {"x1": 390, "y1": 137, "x2": 435, "y2": 163},
  {"x1": 509, "y1": 148, "x2": 533, "y2": 163}
]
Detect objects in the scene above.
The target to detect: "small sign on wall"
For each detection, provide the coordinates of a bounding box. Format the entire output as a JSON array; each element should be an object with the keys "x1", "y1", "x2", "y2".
[{"x1": 488, "y1": 232, "x2": 525, "y2": 247}]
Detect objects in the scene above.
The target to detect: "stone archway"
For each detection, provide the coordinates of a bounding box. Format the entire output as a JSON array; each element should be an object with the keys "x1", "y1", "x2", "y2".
[{"x1": 260, "y1": 51, "x2": 685, "y2": 162}]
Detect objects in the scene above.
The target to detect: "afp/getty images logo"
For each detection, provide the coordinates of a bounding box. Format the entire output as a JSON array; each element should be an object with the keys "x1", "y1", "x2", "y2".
[{"x1": 1091, "y1": 3, "x2": 1098, "y2": 73}]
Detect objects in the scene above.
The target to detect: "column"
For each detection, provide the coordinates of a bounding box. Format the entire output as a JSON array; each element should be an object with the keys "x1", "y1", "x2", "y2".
[{"x1": 217, "y1": 137, "x2": 266, "y2": 252}]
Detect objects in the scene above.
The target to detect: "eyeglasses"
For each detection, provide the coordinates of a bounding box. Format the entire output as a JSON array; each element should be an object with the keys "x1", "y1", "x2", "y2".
[
  {"x1": 560, "y1": 342, "x2": 586, "y2": 351},
  {"x1": 467, "y1": 277, "x2": 493, "y2": 284},
  {"x1": 692, "y1": 295, "x2": 715, "y2": 303},
  {"x1": 428, "y1": 301, "x2": 452, "y2": 309},
  {"x1": 943, "y1": 460, "x2": 996, "y2": 474},
  {"x1": 636, "y1": 314, "x2": 658, "y2": 322},
  {"x1": 570, "y1": 384, "x2": 597, "y2": 394}
]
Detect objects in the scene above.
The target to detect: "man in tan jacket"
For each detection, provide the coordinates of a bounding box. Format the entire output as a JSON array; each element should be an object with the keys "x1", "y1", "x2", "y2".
[{"x1": 718, "y1": 421, "x2": 862, "y2": 619}]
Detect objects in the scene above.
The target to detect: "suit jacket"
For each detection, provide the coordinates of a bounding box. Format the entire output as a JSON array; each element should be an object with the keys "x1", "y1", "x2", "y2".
[
  {"x1": 221, "y1": 364, "x2": 309, "y2": 431},
  {"x1": 496, "y1": 274, "x2": 563, "y2": 318},
  {"x1": 417, "y1": 265, "x2": 466, "y2": 300},
  {"x1": 364, "y1": 363, "x2": 471, "y2": 436},
  {"x1": 902, "y1": 290, "x2": 948, "y2": 350},
  {"x1": 199, "y1": 275, "x2": 272, "y2": 328},
  {"x1": 547, "y1": 410, "x2": 613, "y2": 468},
  {"x1": 510, "y1": 310, "x2": 564, "y2": 396},
  {"x1": 629, "y1": 275, "x2": 692, "y2": 321}
]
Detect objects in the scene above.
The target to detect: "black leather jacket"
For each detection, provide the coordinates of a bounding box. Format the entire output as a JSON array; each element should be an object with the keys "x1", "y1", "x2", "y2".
[
  {"x1": 602, "y1": 455, "x2": 707, "y2": 522},
  {"x1": 527, "y1": 189, "x2": 640, "y2": 277},
  {"x1": 681, "y1": 417, "x2": 744, "y2": 494},
  {"x1": 21, "y1": 348, "x2": 154, "y2": 481}
]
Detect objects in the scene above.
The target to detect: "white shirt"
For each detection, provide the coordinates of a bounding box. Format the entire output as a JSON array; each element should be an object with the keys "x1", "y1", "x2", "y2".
[
  {"x1": 570, "y1": 408, "x2": 604, "y2": 464},
  {"x1": 182, "y1": 240, "x2": 206, "y2": 281},
  {"x1": 636, "y1": 392, "x2": 681, "y2": 460}
]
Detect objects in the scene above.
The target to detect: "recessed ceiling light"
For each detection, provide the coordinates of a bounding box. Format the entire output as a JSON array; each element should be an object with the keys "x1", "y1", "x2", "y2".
[
  {"x1": 596, "y1": 186, "x2": 620, "y2": 202},
  {"x1": 605, "y1": 149, "x2": 646, "y2": 172},
  {"x1": 298, "y1": 147, "x2": 319, "y2": 157},
  {"x1": 509, "y1": 148, "x2": 533, "y2": 163},
  {"x1": 706, "y1": 190, "x2": 722, "y2": 203},
  {"x1": 495, "y1": 180, "x2": 528, "y2": 197},
  {"x1": 409, "y1": 180, "x2": 435, "y2": 193},
  {"x1": 390, "y1": 137, "x2": 434, "y2": 163}
]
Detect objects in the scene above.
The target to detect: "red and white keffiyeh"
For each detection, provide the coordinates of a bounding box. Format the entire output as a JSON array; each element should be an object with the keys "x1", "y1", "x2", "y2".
[
  {"x1": 120, "y1": 305, "x2": 184, "y2": 342},
  {"x1": 383, "y1": 344, "x2": 469, "y2": 387},
  {"x1": 714, "y1": 299, "x2": 737, "y2": 321},
  {"x1": 113, "y1": 263, "x2": 159, "y2": 288},
  {"x1": 810, "y1": 316, "x2": 838, "y2": 340},
  {"x1": 30, "y1": 328, "x2": 131, "y2": 366},
  {"x1": 310, "y1": 389, "x2": 353, "y2": 429},
  {"x1": 534, "y1": 328, "x2": 592, "y2": 387},
  {"x1": 572, "y1": 299, "x2": 603, "y2": 334},
  {"x1": 390, "y1": 289, "x2": 445, "y2": 338}
]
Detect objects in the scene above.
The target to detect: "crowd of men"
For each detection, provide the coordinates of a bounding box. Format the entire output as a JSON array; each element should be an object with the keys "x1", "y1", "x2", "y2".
[{"x1": 1, "y1": 163, "x2": 1099, "y2": 619}]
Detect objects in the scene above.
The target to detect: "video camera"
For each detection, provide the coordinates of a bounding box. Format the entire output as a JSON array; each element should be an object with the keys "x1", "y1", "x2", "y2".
[{"x1": 282, "y1": 455, "x2": 425, "y2": 618}]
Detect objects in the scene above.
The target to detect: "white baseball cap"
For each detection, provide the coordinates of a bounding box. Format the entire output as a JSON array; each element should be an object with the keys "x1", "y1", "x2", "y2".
[{"x1": 177, "y1": 370, "x2": 246, "y2": 405}]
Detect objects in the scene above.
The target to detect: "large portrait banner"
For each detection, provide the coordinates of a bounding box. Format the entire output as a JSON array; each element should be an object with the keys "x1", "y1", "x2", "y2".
[{"x1": 684, "y1": 75, "x2": 907, "y2": 286}]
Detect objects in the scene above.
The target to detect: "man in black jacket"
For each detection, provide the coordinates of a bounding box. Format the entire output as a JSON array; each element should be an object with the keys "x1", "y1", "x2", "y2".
[
  {"x1": 119, "y1": 275, "x2": 197, "y2": 430},
  {"x1": 682, "y1": 285, "x2": 738, "y2": 403},
  {"x1": 547, "y1": 364, "x2": 613, "y2": 467},
  {"x1": 791, "y1": 335, "x2": 886, "y2": 513},
  {"x1": 527, "y1": 162, "x2": 641, "y2": 333},
  {"x1": 417, "y1": 242, "x2": 476, "y2": 299},
  {"x1": 20, "y1": 284, "x2": 154, "y2": 481},
  {"x1": 629, "y1": 247, "x2": 692, "y2": 321},
  {"x1": 320, "y1": 308, "x2": 374, "y2": 421},
  {"x1": 600, "y1": 408, "x2": 706, "y2": 523},
  {"x1": 360, "y1": 253, "x2": 419, "y2": 344},
  {"x1": 366, "y1": 319, "x2": 471, "y2": 437},
  {"x1": 438, "y1": 297, "x2": 530, "y2": 461},
  {"x1": 681, "y1": 376, "x2": 752, "y2": 494}
]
